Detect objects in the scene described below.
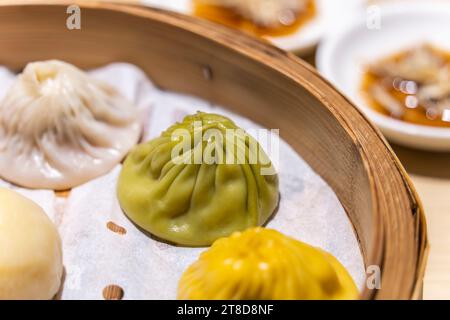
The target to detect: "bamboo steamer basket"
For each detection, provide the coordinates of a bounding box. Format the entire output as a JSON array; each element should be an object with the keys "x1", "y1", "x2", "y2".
[{"x1": 0, "y1": 1, "x2": 428, "y2": 300}]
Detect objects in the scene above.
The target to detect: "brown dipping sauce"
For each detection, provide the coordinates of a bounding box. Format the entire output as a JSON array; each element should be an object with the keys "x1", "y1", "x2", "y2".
[
  {"x1": 193, "y1": 0, "x2": 316, "y2": 37},
  {"x1": 360, "y1": 45, "x2": 450, "y2": 128}
]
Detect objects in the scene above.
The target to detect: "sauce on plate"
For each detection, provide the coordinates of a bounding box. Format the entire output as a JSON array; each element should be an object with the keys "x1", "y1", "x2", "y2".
[
  {"x1": 360, "y1": 45, "x2": 450, "y2": 128},
  {"x1": 193, "y1": 0, "x2": 316, "y2": 37}
]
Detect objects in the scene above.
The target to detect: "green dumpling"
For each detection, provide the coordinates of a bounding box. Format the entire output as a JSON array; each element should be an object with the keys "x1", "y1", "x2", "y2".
[{"x1": 117, "y1": 112, "x2": 279, "y2": 246}]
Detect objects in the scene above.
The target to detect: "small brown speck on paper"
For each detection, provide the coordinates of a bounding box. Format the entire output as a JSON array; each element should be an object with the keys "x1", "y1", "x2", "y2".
[
  {"x1": 103, "y1": 285, "x2": 124, "y2": 300},
  {"x1": 107, "y1": 221, "x2": 127, "y2": 235}
]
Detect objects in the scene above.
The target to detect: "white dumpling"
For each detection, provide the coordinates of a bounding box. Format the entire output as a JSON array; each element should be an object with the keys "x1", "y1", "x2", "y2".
[
  {"x1": 202, "y1": 0, "x2": 307, "y2": 27},
  {"x1": 0, "y1": 60, "x2": 142, "y2": 190},
  {"x1": 0, "y1": 188, "x2": 63, "y2": 300}
]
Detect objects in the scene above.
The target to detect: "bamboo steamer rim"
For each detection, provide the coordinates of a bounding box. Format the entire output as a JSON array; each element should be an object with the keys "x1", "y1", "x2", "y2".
[{"x1": 0, "y1": 0, "x2": 428, "y2": 299}]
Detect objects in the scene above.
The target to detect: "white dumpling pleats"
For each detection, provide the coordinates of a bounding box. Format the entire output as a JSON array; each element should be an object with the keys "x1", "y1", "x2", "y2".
[{"x1": 0, "y1": 60, "x2": 142, "y2": 190}]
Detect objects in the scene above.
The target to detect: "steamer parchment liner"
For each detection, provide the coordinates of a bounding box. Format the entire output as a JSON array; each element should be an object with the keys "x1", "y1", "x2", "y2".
[
  {"x1": 0, "y1": 63, "x2": 365, "y2": 299},
  {"x1": 0, "y1": 1, "x2": 428, "y2": 299}
]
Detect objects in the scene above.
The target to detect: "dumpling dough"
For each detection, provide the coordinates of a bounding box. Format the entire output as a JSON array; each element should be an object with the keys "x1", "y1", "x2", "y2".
[
  {"x1": 0, "y1": 60, "x2": 142, "y2": 190},
  {"x1": 0, "y1": 188, "x2": 63, "y2": 300},
  {"x1": 200, "y1": 0, "x2": 308, "y2": 27},
  {"x1": 118, "y1": 112, "x2": 279, "y2": 246},
  {"x1": 178, "y1": 228, "x2": 359, "y2": 300}
]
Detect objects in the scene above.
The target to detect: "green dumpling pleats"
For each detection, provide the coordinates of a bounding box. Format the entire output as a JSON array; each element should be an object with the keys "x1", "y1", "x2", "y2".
[{"x1": 117, "y1": 112, "x2": 279, "y2": 246}]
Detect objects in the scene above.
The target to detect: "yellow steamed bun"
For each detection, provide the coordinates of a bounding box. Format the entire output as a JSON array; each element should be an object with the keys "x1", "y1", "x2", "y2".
[{"x1": 0, "y1": 188, "x2": 63, "y2": 300}]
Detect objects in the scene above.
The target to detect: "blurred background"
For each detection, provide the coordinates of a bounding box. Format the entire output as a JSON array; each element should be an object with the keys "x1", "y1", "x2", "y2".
[{"x1": 70, "y1": 0, "x2": 450, "y2": 299}]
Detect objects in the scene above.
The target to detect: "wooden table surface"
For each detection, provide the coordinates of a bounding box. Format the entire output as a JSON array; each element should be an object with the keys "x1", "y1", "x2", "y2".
[{"x1": 58, "y1": 0, "x2": 450, "y2": 300}]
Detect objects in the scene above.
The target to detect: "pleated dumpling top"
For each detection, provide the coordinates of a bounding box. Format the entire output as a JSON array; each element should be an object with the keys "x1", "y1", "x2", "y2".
[
  {"x1": 0, "y1": 60, "x2": 142, "y2": 190},
  {"x1": 117, "y1": 112, "x2": 279, "y2": 246}
]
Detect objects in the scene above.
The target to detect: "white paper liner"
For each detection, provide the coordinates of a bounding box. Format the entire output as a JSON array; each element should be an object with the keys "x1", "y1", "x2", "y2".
[{"x1": 0, "y1": 63, "x2": 365, "y2": 300}]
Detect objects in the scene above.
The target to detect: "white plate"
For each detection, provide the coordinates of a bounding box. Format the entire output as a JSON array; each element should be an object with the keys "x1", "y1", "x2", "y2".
[
  {"x1": 141, "y1": 0, "x2": 364, "y2": 54},
  {"x1": 317, "y1": 0, "x2": 450, "y2": 151}
]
